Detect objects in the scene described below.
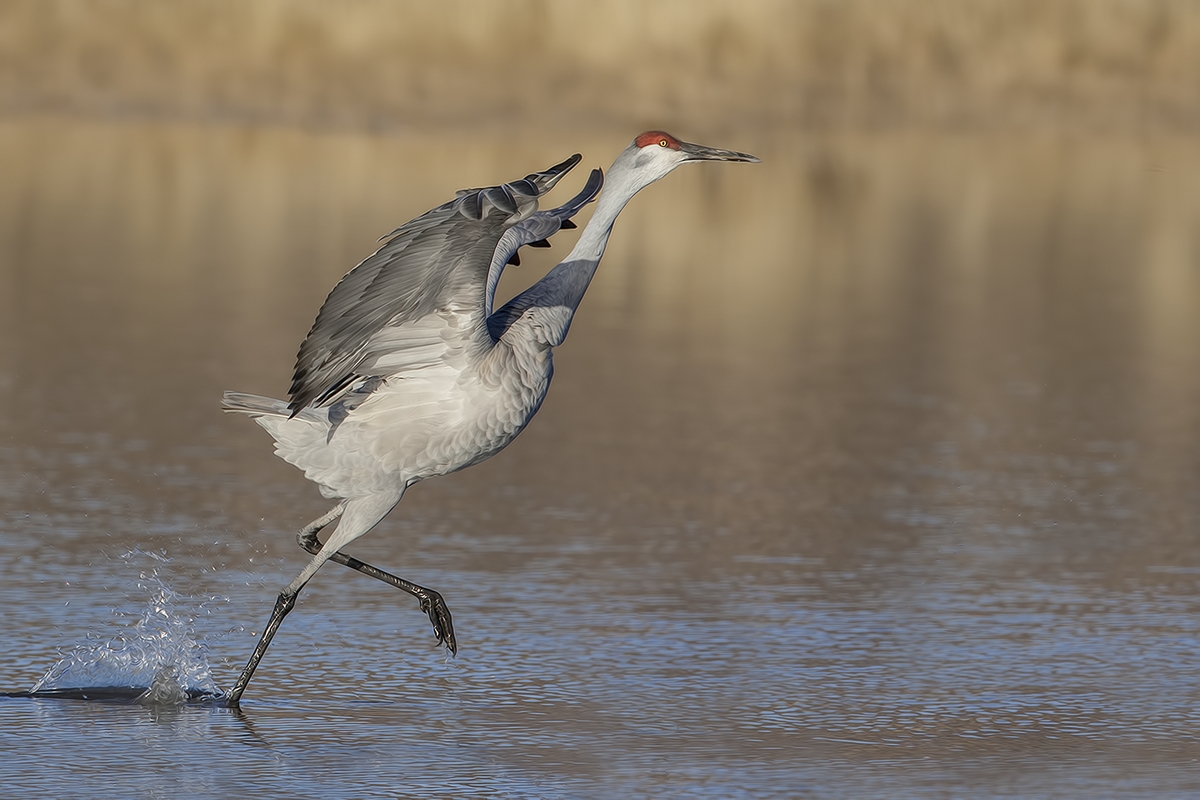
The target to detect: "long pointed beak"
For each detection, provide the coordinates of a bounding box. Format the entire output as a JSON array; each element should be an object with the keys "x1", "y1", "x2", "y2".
[{"x1": 679, "y1": 140, "x2": 760, "y2": 163}]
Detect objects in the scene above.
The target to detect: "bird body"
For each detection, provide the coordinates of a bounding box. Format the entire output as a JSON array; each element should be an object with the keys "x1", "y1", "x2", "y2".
[
  {"x1": 222, "y1": 132, "x2": 758, "y2": 704},
  {"x1": 226, "y1": 322, "x2": 553, "y2": 498}
]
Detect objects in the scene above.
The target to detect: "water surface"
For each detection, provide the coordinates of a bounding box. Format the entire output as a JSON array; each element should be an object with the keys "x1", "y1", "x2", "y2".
[{"x1": 1, "y1": 118, "x2": 1199, "y2": 797}]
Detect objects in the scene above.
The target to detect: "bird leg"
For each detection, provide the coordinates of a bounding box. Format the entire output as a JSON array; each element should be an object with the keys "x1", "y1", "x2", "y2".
[
  {"x1": 225, "y1": 502, "x2": 456, "y2": 705},
  {"x1": 226, "y1": 588, "x2": 299, "y2": 705},
  {"x1": 223, "y1": 506, "x2": 348, "y2": 705},
  {"x1": 297, "y1": 510, "x2": 457, "y2": 656}
]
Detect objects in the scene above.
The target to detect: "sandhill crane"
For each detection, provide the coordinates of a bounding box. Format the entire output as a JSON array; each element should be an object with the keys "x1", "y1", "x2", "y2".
[{"x1": 222, "y1": 132, "x2": 758, "y2": 703}]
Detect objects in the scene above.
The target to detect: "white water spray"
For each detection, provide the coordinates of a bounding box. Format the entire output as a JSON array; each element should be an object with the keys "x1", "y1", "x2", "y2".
[{"x1": 32, "y1": 551, "x2": 224, "y2": 703}]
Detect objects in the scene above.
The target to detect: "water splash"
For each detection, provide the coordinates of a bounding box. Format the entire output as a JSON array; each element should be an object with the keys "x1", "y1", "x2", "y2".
[{"x1": 32, "y1": 550, "x2": 224, "y2": 704}]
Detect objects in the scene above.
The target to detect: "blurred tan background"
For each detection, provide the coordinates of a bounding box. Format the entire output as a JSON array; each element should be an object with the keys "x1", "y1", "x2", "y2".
[
  {"x1": 2, "y1": 0, "x2": 1199, "y2": 135},
  {"x1": 1, "y1": 0, "x2": 1197, "y2": 536}
]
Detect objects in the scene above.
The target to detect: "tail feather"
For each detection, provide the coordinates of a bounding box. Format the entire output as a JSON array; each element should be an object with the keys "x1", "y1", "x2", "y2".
[
  {"x1": 222, "y1": 391, "x2": 327, "y2": 424},
  {"x1": 222, "y1": 391, "x2": 290, "y2": 417},
  {"x1": 222, "y1": 390, "x2": 349, "y2": 498}
]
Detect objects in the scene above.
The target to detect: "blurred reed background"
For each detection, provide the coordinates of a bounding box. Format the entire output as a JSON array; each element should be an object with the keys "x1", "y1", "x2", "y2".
[{"x1": 1, "y1": 0, "x2": 1198, "y2": 135}]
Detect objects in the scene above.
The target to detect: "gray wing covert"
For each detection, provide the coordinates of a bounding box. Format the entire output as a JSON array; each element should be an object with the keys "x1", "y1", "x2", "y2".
[{"x1": 287, "y1": 153, "x2": 583, "y2": 415}]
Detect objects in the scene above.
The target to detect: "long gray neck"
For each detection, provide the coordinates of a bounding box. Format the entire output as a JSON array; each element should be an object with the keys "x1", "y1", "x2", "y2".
[{"x1": 560, "y1": 165, "x2": 641, "y2": 265}]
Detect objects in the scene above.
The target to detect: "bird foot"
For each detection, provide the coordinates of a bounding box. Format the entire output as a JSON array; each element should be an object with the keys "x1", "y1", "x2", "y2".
[{"x1": 417, "y1": 589, "x2": 456, "y2": 655}]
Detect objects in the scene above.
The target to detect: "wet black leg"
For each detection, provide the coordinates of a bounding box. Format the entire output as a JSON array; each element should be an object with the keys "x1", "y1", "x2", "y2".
[
  {"x1": 226, "y1": 590, "x2": 298, "y2": 705},
  {"x1": 297, "y1": 516, "x2": 456, "y2": 655}
]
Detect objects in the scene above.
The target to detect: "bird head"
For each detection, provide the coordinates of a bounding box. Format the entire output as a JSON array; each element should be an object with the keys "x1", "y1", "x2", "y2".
[{"x1": 612, "y1": 131, "x2": 759, "y2": 191}]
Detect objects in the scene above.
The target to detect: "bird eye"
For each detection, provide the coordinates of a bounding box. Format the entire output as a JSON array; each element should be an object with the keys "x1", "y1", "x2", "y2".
[{"x1": 659, "y1": 139, "x2": 669, "y2": 147}]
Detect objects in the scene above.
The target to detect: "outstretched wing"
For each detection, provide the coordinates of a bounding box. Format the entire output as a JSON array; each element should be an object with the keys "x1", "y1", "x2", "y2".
[
  {"x1": 288, "y1": 153, "x2": 582, "y2": 415},
  {"x1": 484, "y1": 167, "x2": 603, "y2": 325}
]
